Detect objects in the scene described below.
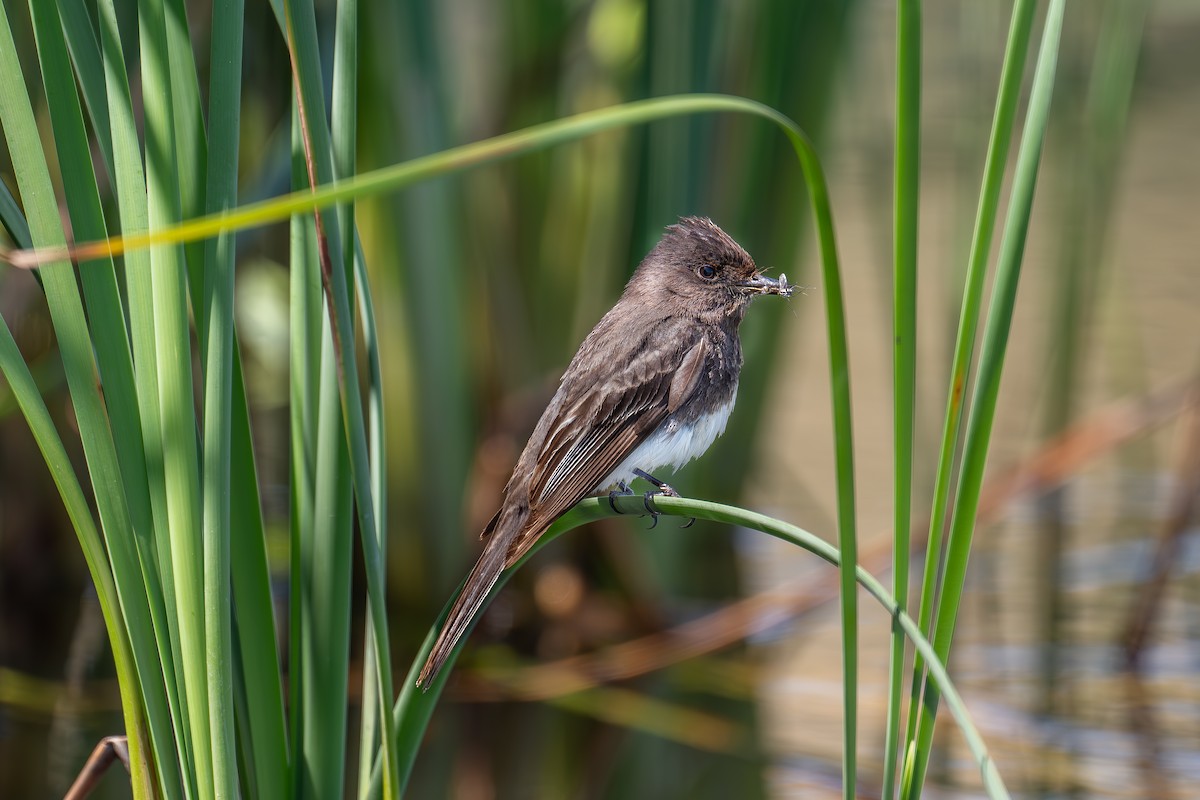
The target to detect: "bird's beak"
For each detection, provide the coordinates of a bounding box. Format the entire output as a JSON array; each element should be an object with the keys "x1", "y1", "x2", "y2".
[{"x1": 737, "y1": 272, "x2": 794, "y2": 298}]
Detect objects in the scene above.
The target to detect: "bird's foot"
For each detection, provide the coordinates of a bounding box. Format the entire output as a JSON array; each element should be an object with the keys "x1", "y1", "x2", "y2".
[
  {"x1": 631, "y1": 469, "x2": 695, "y2": 528},
  {"x1": 607, "y1": 481, "x2": 633, "y2": 513}
]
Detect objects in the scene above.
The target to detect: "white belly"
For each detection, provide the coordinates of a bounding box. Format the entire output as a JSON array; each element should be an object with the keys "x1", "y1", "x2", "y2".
[{"x1": 598, "y1": 391, "x2": 737, "y2": 490}]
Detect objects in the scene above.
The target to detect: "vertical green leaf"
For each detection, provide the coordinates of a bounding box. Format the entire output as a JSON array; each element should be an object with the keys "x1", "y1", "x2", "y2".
[
  {"x1": 0, "y1": 3, "x2": 166, "y2": 796},
  {"x1": 884, "y1": 1, "x2": 921, "y2": 797},
  {"x1": 137, "y1": 0, "x2": 211, "y2": 794},
  {"x1": 903, "y1": 1, "x2": 1066, "y2": 797},
  {"x1": 92, "y1": 0, "x2": 195, "y2": 792},
  {"x1": 200, "y1": 0, "x2": 244, "y2": 793},
  {"x1": 903, "y1": 0, "x2": 1038, "y2": 776}
]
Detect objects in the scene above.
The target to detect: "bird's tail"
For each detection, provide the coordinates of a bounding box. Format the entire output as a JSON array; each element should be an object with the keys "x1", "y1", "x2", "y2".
[{"x1": 415, "y1": 530, "x2": 509, "y2": 689}]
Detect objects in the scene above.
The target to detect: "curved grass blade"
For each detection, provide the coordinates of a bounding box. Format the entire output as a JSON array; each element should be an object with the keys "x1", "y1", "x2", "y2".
[
  {"x1": 370, "y1": 495, "x2": 1007, "y2": 800},
  {"x1": 9, "y1": 95, "x2": 845, "y2": 268}
]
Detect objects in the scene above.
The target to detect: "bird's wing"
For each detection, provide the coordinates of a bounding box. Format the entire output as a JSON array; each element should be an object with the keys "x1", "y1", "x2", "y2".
[{"x1": 505, "y1": 333, "x2": 709, "y2": 566}]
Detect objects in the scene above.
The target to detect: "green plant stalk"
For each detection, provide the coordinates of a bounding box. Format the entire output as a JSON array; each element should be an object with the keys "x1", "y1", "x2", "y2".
[
  {"x1": 796, "y1": 113, "x2": 860, "y2": 800},
  {"x1": 0, "y1": 5, "x2": 169, "y2": 796},
  {"x1": 275, "y1": 15, "x2": 354, "y2": 795},
  {"x1": 162, "y1": 0, "x2": 207, "y2": 287},
  {"x1": 279, "y1": 0, "x2": 402, "y2": 794},
  {"x1": 286, "y1": 112, "x2": 321, "y2": 796},
  {"x1": 137, "y1": 0, "x2": 212, "y2": 795},
  {"x1": 884, "y1": 1, "x2": 921, "y2": 796},
  {"x1": 354, "y1": 232, "x2": 389, "y2": 799},
  {"x1": 55, "y1": 0, "x2": 113, "y2": 172},
  {"x1": 328, "y1": 0, "x2": 385, "y2": 791},
  {"x1": 305, "y1": 326, "x2": 355, "y2": 799},
  {"x1": 903, "y1": 0, "x2": 1038, "y2": 764},
  {"x1": 369, "y1": 495, "x2": 1007, "y2": 800},
  {"x1": 92, "y1": 0, "x2": 192, "y2": 793},
  {"x1": 47, "y1": 0, "x2": 156, "y2": 574},
  {"x1": 34, "y1": 4, "x2": 190, "y2": 796},
  {"x1": 903, "y1": 2, "x2": 1065, "y2": 798},
  {"x1": 199, "y1": 0, "x2": 243, "y2": 792},
  {"x1": 222, "y1": 346, "x2": 290, "y2": 800}
]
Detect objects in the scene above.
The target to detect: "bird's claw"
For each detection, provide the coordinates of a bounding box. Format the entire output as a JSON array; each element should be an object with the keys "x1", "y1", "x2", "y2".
[
  {"x1": 608, "y1": 481, "x2": 633, "y2": 513},
  {"x1": 643, "y1": 491, "x2": 660, "y2": 528},
  {"x1": 631, "y1": 469, "x2": 694, "y2": 528}
]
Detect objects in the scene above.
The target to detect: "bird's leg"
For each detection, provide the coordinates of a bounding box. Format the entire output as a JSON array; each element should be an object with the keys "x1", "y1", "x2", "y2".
[
  {"x1": 607, "y1": 480, "x2": 634, "y2": 513},
  {"x1": 631, "y1": 469, "x2": 695, "y2": 528},
  {"x1": 632, "y1": 468, "x2": 679, "y2": 497}
]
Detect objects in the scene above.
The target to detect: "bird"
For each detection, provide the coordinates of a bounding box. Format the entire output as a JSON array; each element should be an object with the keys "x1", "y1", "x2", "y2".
[{"x1": 415, "y1": 216, "x2": 792, "y2": 687}]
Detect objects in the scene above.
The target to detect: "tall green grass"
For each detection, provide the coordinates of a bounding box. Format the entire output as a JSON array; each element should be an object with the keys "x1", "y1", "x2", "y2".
[{"x1": 0, "y1": 0, "x2": 1076, "y2": 797}]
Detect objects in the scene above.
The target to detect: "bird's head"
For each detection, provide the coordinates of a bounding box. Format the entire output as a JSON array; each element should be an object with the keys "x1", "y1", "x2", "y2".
[{"x1": 628, "y1": 216, "x2": 792, "y2": 321}]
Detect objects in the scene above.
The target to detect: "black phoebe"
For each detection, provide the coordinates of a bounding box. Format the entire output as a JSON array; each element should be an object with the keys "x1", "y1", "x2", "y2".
[{"x1": 416, "y1": 216, "x2": 791, "y2": 687}]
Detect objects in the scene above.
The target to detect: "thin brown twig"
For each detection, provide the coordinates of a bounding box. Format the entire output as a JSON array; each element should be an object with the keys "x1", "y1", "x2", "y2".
[{"x1": 62, "y1": 736, "x2": 129, "y2": 800}]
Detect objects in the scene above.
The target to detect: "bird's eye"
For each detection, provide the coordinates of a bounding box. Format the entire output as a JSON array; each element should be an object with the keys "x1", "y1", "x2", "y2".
[{"x1": 697, "y1": 264, "x2": 717, "y2": 280}]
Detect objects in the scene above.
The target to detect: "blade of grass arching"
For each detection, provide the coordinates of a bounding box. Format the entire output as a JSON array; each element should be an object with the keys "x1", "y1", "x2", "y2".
[
  {"x1": 356, "y1": 102, "x2": 858, "y2": 798},
  {"x1": 137, "y1": 0, "x2": 212, "y2": 794},
  {"x1": 372, "y1": 495, "x2": 1008, "y2": 800},
  {"x1": 903, "y1": 3, "x2": 1065, "y2": 798},
  {"x1": 282, "y1": 0, "x2": 402, "y2": 794},
  {"x1": 198, "y1": 0, "x2": 243, "y2": 793},
  {"x1": 884, "y1": 1, "x2": 921, "y2": 796},
  {"x1": 91, "y1": 0, "x2": 194, "y2": 794},
  {"x1": 902, "y1": 0, "x2": 1038, "y2": 767},
  {"x1": 12, "y1": 95, "x2": 881, "y2": 269},
  {"x1": 0, "y1": 7, "x2": 171, "y2": 797},
  {"x1": 768, "y1": 104, "x2": 860, "y2": 800}
]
